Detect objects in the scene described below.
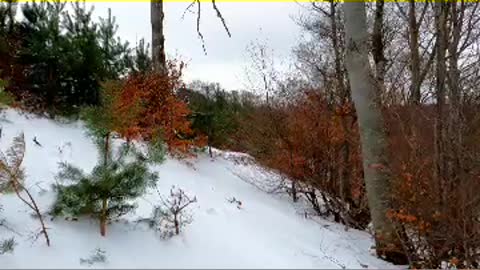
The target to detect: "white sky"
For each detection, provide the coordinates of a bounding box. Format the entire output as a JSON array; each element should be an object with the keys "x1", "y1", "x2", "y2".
[{"x1": 91, "y1": 2, "x2": 303, "y2": 90}]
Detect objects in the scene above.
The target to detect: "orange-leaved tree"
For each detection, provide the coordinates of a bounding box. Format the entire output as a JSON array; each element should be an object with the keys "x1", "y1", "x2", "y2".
[{"x1": 114, "y1": 61, "x2": 206, "y2": 155}]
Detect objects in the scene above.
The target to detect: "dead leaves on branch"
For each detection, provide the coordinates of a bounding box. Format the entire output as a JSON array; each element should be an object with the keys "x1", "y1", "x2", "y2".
[{"x1": 111, "y1": 62, "x2": 206, "y2": 156}]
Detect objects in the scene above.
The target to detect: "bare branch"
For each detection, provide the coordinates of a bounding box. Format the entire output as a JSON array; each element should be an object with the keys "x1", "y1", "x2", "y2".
[
  {"x1": 211, "y1": 0, "x2": 231, "y2": 38},
  {"x1": 196, "y1": 0, "x2": 207, "y2": 55}
]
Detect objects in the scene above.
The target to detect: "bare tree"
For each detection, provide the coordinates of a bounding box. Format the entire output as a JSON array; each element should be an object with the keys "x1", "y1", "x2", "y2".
[
  {"x1": 295, "y1": 2, "x2": 355, "y2": 205},
  {"x1": 343, "y1": 1, "x2": 406, "y2": 263},
  {"x1": 151, "y1": 0, "x2": 167, "y2": 75},
  {"x1": 149, "y1": 186, "x2": 197, "y2": 238},
  {"x1": 395, "y1": 0, "x2": 436, "y2": 104}
]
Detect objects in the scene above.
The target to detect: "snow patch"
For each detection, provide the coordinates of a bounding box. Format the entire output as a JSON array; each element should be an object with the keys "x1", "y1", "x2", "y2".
[{"x1": 0, "y1": 109, "x2": 397, "y2": 269}]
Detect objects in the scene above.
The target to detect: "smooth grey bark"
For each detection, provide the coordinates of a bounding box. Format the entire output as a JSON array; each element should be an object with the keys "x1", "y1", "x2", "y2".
[
  {"x1": 151, "y1": 0, "x2": 167, "y2": 75},
  {"x1": 343, "y1": 1, "x2": 406, "y2": 263}
]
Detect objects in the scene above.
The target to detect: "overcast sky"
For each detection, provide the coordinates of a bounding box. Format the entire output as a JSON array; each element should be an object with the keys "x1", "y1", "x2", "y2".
[{"x1": 91, "y1": 2, "x2": 304, "y2": 90}]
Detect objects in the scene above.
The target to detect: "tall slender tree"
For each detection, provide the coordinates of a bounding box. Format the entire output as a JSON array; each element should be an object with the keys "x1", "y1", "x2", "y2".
[
  {"x1": 151, "y1": 0, "x2": 167, "y2": 75},
  {"x1": 342, "y1": 1, "x2": 406, "y2": 264}
]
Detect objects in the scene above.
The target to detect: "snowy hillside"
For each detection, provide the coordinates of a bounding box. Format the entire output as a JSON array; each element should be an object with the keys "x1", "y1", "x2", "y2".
[{"x1": 0, "y1": 109, "x2": 396, "y2": 269}]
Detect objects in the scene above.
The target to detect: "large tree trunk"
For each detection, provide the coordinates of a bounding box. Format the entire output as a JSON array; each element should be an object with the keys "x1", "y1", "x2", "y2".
[
  {"x1": 446, "y1": 1, "x2": 464, "y2": 188},
  {"x1": 342, "y1": 1, "x2": 407, "y2": 264},
  {"x1": 151, "y1": 0, "x2": 167, "y2": 75},
  {"x1": 408, "y1": 0, "x2": 421, "y2": 104},
  {"x1": 434, "y1": 0, "x2": 448, "y2": 204}
]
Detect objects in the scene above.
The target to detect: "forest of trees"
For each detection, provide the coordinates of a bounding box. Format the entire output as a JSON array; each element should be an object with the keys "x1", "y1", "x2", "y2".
[
  {"x1": 0, "y1": 1, "x2": 151, "y2": 114},
  {"x1": 1, "y1": 0, "x2": 480, "y2": 268}
]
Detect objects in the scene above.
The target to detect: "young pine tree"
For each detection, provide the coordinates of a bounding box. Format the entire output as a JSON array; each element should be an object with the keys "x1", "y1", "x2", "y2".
[
  {"x1": 52, "y1": 144, "x2": 159, "y2": 237},
  {"x1": 131, "y1": 38, "x2": 152, "y2": 75},
  {"x1": 98, "y1": 8, "x2": 131, "y2": 80},
  {"x1": 56, "y1": 80, "x2": 163, "y2": 237}
]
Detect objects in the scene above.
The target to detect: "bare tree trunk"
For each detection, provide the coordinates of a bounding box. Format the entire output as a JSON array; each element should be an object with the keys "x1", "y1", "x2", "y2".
[
  {"x1": 402, "y1": 1, "x2": 435, "y2": 104},
  {"x1": 151, "y1": 0, "x2": 167, "y2": 75},
  {"x1": 434, "y1": 0, "x2": 448, "y2": 205},
  {"x1": 330, "y1": 1, "x2": 346, "y2": 101},
  {"x1": 174, "y1": 214, "x2": 179, "y2": 235},
  {"x1": 289, "y1": 149, "x2": 298, "y2": 202},
  {"x1": 408, "y1": 0, "x2": 421, "y2": 104},
  {"x1": 343, "y1": 1, "x2": 406, "y2": 264},
  {"x1": 327, "y1": 1, "x2": 351, "y2": 204},
  {"x1": 372, "y1": 0, "x2": 386, "y2": 95},
  {"x1": 446, "y1": 1, "x2": 464, "y2": 188},
  {"x1": 12, "y1": 180, "x2": 50, "y2": 246},
  {"x1": 100, "y1": 198, "x2": 108, "y2": 237}
]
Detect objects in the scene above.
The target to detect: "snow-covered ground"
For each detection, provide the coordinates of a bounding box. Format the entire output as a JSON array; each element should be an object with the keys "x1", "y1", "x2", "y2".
[{"x1": 0, "y1": 109, "x2": 397, "y2": 269}]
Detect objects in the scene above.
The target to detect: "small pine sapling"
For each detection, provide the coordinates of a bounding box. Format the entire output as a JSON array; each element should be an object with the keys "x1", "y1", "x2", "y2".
[
  {"x1": 80, "y1": 248, "x2": 107, "y2": 266},
  {"x1": 149, "y1": 186, "x2": 197, "y2": 238},
  {"x1": 0, "y1": 204, "x2": 16, "y2": 256},
  {"x1": 0, "y1": 237, "x2": 15, "y2": 255},
  {"x1": 0, "y1": 134, "x2": 50, "y2": 246},
  {"x1": 52, "y1": 144, "x2": 159, "y2": 237}
]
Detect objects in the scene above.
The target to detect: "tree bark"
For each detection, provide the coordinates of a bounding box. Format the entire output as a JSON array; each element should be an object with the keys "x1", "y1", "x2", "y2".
[
  {"x1": 174, "y1": 215, "x2": 179, "y2": 235},
  {"x1": 151, "y1": 0, "x2": 167, "y2": 75},
  {"x1": 104, "y1": 132, "x2": 110, "y2": 166},
  {"x1": 342, "y1": 1, "x2": 407, "y2": 264},
  {"x1": 328, "y1": 1, "x2": 351, "y2": 204},
  {"x1": 434, "y1": 0, "x2": 448, "y2": 204},
  {"x1": 408, "y1": 0, "x2": 421, "y2": 104},
  {"x1": 100, "y1": 198, "x2": 108, "y2": 237},
  {"x1": 372, "y1": 0, "x2": 386, "y2": 96},
  {"x1": 446, "y1": 1, "x2": 464, "y2": 187}
]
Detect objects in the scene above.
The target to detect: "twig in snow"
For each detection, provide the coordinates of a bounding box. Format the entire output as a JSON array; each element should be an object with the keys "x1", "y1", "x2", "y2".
[
  {"x1": 0, "y1": 219, "x2": 23, "y2": 237},
  {"x1": 227, "y1": 196, "x2": 242, "y2": 209},
  {"x1": 33, "y1": 136, "x2": 42, "y2": 147}
]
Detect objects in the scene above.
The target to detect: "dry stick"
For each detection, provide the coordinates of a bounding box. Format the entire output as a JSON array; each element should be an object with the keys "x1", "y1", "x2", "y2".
[
  {"x1": 11, "y1": 178, "x2": 50, "y2": 246},
  {"x1": 0, "y1": 218, "x2": 23, "y2": 237},
  {"x1": 190, "y1": 0, "x2": 231, "y2": 56},
  {"x1": 211, "y1": 0, "x2": 231, "y2": 37},
  {"x1": 181, "y1": 1, "x2": 195, "y2": 19},
  {"x1": 0, "y1": 133, "x2": 50, "y2": 246},
  {"x1": 196, "y1": 0, "x2": 207, "y2": 55}
]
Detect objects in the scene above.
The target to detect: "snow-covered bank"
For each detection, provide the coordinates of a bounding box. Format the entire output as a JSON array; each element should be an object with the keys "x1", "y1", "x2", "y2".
[{"x1": 0, "y1": 109, "x2": 397, "y2": 269}]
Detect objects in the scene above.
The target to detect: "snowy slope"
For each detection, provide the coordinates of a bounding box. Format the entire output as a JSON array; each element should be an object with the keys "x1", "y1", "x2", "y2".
[{"x1": 0, "y1": 109, "x2": 397, "y2": 269}]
